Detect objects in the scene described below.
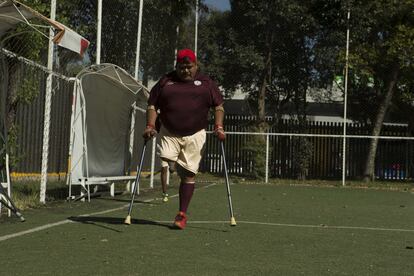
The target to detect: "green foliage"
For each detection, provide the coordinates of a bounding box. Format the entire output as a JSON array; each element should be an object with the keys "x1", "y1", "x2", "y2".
[
  {"x1": 6, "y1": 124, "x2": 22, "y2": 169},
  {"x1": 343, "y1": 0, "x2": 414, "y2": 123},
  {"x1": 199, "y1": 1, "x2": 338, "y2": 121},
  {"x1": 3, "y1": 0, "x2": 49, "y2": 61},
  {"x1": 57, "y1": 0, "x2": 196, "y2": 82},
  {"x1": 12, "y1": 182, "x2": 41, "y2": 210},
  {"x1": 3, "y1": 26, "x2": 46, "y2": 62},
  {"x1": 391, "y1": 25, "x2": 414, "y2": 69},
  {"x1": 199, "y1": 0, "x2": 414, "y2": 127},
  {"x1": 198, "y1": 10, "x2": 235, "y2": 93},
  {"x1": 1, "y1": 0, "x2": 55, "y2": 172},
  {"x1": 292, "y1": 137, "x2": 313, "y2": 180},
  {"x1": 16, "y1": 75, "x2": 39, "y2": 104},
  {"x1": 140, "y1": 0, "x2": 195, "y2": 83},
  {"x1": 242, "y1": 125, "x2": 271, "y2": 179}
]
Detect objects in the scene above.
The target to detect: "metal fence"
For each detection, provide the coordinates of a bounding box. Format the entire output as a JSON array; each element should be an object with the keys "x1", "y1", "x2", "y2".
[
  {"x1": 0, "y1": 49, "x2": 74, "y2": 177},
  {"x1": 201, "y1": 116, "x2": 414, "y2": 181}
]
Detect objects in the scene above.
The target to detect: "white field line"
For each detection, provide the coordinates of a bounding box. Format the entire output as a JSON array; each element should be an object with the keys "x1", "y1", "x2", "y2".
[
  {"x1": 0, "y1": 183, "x2": 217, "y2": 242},
  {"x1": 2, "y1": 182, "x2": 414, "y2": 241},
  {"x1": 179, "y1": 220, "x2": 414, "y2": 233},
  {"x1": 0, "y1": 206, "x2": 125, "y2": 242}
]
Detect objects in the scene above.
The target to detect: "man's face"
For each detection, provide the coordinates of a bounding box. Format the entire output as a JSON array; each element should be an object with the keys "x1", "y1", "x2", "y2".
[{"x1": 176, "y1": 61, "x2": 198, "y2": 81}]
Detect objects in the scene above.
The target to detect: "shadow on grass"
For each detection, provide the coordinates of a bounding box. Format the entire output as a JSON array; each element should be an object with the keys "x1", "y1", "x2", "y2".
[
  {"x1": 68, "y1": 216, "x2": 174, "y2": 231},
  {"x1": 185, "y1": 224, "x2": 231, "y2": 232},
  {"x1": 100, "y1": 197, "x2": 161, "y2": 205},
  {"x1": 68, "y1": 193, "x2": 161, "y2": 206},
  {"x1": 67, "y1": 216, "x2": 229, "y2": 232}
]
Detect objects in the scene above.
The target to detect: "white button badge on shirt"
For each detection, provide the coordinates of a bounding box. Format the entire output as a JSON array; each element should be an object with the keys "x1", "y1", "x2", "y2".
[{"x1": 194, "y1": 80, "x2": 202, "y2": 86}]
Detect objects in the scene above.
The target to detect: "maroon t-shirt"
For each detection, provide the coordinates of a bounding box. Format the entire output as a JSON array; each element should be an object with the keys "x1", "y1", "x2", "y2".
[{"x1": 148, "y1": 71, "x2": 223, "y2": 136}]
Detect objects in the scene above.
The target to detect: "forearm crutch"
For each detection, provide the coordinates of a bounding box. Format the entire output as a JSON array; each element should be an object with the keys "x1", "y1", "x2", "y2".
[
  {"x1": 220, "y1": 141, "x2": 236, "y2": 226},
  {"x1": 124, "y1": 140, "x2": 148, "y2": 225},
  {"x1": 0, "y1": 185, "x2": 25, "y2": 221}
]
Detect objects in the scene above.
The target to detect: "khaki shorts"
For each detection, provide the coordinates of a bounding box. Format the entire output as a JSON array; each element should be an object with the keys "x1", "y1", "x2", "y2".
[{"x1": 159, "y1": 127, "x2": 206, "y2": 174}]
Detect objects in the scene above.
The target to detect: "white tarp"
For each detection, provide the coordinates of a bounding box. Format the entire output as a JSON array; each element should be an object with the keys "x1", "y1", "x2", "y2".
[
  {"x1": 0, "y1": 0, "x2": 89, "y2": 55},
  {"x1": 69, "y1": 64, "x2": 148, "y2": 186}
]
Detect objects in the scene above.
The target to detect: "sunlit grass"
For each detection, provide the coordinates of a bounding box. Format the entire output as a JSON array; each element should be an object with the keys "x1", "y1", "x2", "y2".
[{"x1": 3, "y1": 174, "x2": 413, "y2": 212}]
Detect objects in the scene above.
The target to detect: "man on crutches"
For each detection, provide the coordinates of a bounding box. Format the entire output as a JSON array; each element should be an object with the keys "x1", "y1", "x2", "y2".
[{"x1": 143, "y1": 49, "x2": 226, "y2": 230}]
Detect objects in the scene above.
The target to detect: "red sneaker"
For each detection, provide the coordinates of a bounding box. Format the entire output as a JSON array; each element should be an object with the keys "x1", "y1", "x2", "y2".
[{"x1": 173, "y1": 211, "x2": 187, "y2": 229}]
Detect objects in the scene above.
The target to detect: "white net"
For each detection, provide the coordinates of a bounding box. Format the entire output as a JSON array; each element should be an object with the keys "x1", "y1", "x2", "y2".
[{"x1": 0, "y1": 0, "x2": 413, "y2": 203}]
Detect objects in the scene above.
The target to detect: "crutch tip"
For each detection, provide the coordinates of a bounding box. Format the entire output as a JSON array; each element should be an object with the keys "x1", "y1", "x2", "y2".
[
  {"x1": 16, "y1": 212, "x2": 25, "y2": 222},
  {"x1": 124, "y1": 215, "x2": 131, "y2": 225},
  {"x1": 230, "y1": 217, "x2": 237, "y2": 226}
]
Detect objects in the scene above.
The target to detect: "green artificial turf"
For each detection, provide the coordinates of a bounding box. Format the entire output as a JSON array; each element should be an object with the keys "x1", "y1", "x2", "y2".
[{"x1": 0, "y1": 180, "x2": 413, "y2": 275}]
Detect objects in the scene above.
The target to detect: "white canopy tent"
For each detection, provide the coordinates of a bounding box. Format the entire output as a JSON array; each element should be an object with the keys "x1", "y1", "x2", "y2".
[{"x1": 67, "y1": 63, "x2": 149, "y2": 201}]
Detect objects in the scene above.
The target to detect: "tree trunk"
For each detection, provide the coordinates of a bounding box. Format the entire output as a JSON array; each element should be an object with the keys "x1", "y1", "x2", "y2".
[
  {"x1": 257, "y1": 32, "x2": 273, "y2": 133},
  {"x1": 257, "y1": 72, "x2": 267, "y2": 130},
  {"x1": 363, "y1": 66, "x2": 399, "y2": 181}
]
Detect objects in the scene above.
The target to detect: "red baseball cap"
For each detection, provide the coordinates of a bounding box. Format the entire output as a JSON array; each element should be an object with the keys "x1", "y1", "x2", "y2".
[{"x1": 176, "y1": 49, "x2": 196, "y2": 63}]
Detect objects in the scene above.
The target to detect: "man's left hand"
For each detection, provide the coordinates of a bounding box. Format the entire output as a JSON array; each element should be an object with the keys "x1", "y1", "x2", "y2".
[{"x1": 214, "y1": 125, "x2": 226, "y2": 141}]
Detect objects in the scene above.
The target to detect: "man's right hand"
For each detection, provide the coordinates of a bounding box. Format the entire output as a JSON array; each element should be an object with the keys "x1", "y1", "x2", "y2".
[{"x1": 142, "y1": 125, "x2": 157, "y2": 140}]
